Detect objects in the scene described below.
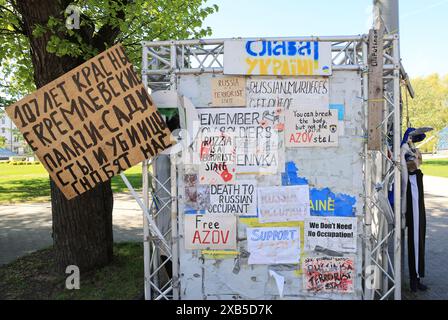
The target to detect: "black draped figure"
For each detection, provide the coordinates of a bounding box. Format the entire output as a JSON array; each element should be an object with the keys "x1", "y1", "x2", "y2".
[{"x1": 406, "y1": 169, "x2": 427, "y2": 292}]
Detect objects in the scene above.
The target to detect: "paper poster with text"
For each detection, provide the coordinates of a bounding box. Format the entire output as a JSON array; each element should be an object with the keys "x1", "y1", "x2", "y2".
[
  {"x1": 207, "y1": 180, "x2": 257, "y2": 216},
  {"x1": 247, "y1": 227, "x2": 300, "y2": 265},
  {"x1": 285, "y1": 108, "x2": 338, "y2": 147},
  {"x1": 304, "y1": 217, "x2": 357, "y2": 253},
  {"x1": 211, "y1": 76, "x2": 246, "y2": 107},
  {"x1": 258, "y1": 185, "x2": 310, "y2": 223},
  {"x1": 197, "y1": 130, "x2": 236, "y2": 184},
  {"x1": 246, "y1": 77, "x2": 329, "y2": 109},
  {"x1": 5, "y1": 44, "x2": 172, "y2": 199},
  {"x1": 184, "y1": 214, "x2": 237, "y2": 250},
  {"x1": 198, "y1": 107, "x2": 285, "y2": 174}
]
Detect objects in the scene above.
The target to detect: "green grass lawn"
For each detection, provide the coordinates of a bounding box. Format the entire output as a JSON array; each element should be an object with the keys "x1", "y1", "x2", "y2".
[
  {"x1": 421, "y1": 158, "x2": 448, "y2": 178},
  {"x1": 0, "y1": 163, "x2": 142, "y2": 204},
  {"x1": 0, "y1": 242, "x2": 144, "y2": 300}
]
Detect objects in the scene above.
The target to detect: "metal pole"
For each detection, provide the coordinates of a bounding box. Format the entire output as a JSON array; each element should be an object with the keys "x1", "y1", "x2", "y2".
[
  {"x1": 374, "y1": 0, "x2": 399, "y2": 36},
  {"x1": 142, "y1": 161, "x2": 151, "y2": 299},
  {"x1": 374, "y1": 0, "x2": 401, "y2": 300},
  {"x1": 141, "y1": 44, "x2": 151, "y2": 300},
  {"x1": 170, "y1": 154, "x2": 179, "y2": 299},
  {"x1": 362, "y1": 38, "x2": 374, "y2": 300},
  {"x1": 393, "y1": 35, "x2": 402, "y2": 300}
]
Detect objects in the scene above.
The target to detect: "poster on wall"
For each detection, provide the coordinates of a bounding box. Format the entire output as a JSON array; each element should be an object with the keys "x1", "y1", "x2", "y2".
[
  {"x1": 224, "y1": 40, "x2": 332, "y2": 76},
  {"x1": 183, "y1": 173, "x2": 210, "y2": 214},
  {"x1": 198, "y1": 107, "x2": 285, "y2": 174},
  {"x1": 207, "y1": 180, "x2": 257, "y2": 216},
  {"x1": 304, "y1": 217, "x2": 357, "y2": 253},
  {"x1": 5, "y1": 44, "x2": 172, "y2": 199},
  {"x1": 303, "y1": 256, "x2": 355, "y2": 293},
  {"x1": 211, "y1": 76, "x2": 246, "y2": 107},
  {"x1": 258, "y1": 185, "x2": 310, "y2": 223},
  {"x1": 184, "y1": 214, "x2": 237, "y2": 250},
  {"x1": 247, "y1": 227, "x2": 300, "y2": 264},
  {"x1": 285, "y1": 108, "x2": 338, "y2": 147},
  {"x1": 197, "y1": 130, "x2": 236, "y2": 184},
  {"x1": 246, "y1": 77, "x2": 329, "y2": 109}
]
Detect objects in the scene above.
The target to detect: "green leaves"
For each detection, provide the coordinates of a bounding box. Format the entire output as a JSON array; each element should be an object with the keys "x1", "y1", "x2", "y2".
[
  {"x1": 407, "y1": 74, "x2": 448, "y2": 152},
  {"x1": 1, "y1": 0, "x2": 219, "y2": 100}
]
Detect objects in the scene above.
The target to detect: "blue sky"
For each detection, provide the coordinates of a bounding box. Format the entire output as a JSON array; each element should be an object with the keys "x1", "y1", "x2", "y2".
[{"x1": 203, "y1": 0, "x2": 448, "y2": 77}]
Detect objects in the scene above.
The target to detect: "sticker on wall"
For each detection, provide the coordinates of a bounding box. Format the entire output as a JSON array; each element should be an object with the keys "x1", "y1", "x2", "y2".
[
  {"x1": 285, "y1": 108, "x2": 338, "y2": 147},
  {"x1": 207, "y1": 180, "x2": 257, "y2": 216},
  {"x1": 184, "y1": 214, "x2": 237, "y2": 250},
  {"x1": 247, "y1": 227, "x2": 300, "y2": 264},
  {"x1": 246, "y1": 77, "x2": 329, "y2": 109},
  {"x1": 258, "y1": 185, "x2": 310, "y2": 223},
  {"x1": 304, "y1": 217, "x2": 357, "y2": 253},
  {"x1": 211, "y1": 76, "x2": 246, "y2": 107},
  {"x1": 303, "y1": 256, "x2": 355, "y2": 293},
  {"x1": 310, "y1": 188, "x2": 356, "y2": 217}
]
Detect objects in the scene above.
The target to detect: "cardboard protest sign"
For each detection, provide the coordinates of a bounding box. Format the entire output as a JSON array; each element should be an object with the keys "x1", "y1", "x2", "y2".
[
  {"x1": 5, "y1": 44, "x2": 172, "y2": 199},
  {"x1": 211, "y1": 76, "x2": 246, "y2": 107},
  {"x1": 304, "y1": 217, "x2": 357, "y2": 253},
  {"x1": 207, "y1": 180, "x2": 257, "y2": 216},
  {"x1": 285, "y1": 108, "x2": 338, "y2": 147},
  {"x1": 247, "y1": 227, "x2": 300, "y2": 264},
  {"x1": 198, "y1": 107, "x2": 285, "y2": 174},
  {"x1": 303, "y1": 256, "x2": 355, "y2": 293},
  {"x1": 257, "y1": 185, "x2": 310, "y2": 223},
  {"x1": 184, "y1": 214, "x2": 237, "y2": 250},
  {"x1": 246, "y1": 77, "x2": 329, "y2": 108}
]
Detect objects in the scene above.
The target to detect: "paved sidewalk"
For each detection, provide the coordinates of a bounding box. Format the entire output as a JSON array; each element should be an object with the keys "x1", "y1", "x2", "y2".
[
  {"x1": 403, "y1": 175, "x2": 448, "y2": 300},
  {"x1": 0, "y1": 193, "x2": 143, "y2": 265}
]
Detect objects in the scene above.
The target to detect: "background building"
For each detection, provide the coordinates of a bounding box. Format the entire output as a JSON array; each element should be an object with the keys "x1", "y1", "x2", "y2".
[{"x1": 0, "y1": 114, "x2": 24, "y2": 155}]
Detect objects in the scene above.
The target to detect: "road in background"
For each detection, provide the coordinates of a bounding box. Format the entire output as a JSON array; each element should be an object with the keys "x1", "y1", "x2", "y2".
[{"x1": 0, "y1": 193, "x2": 142, "y2": 265}]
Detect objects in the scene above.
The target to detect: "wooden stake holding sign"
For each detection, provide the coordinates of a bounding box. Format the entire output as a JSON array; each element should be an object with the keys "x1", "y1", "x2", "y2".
[
  {"x1": 367, "y1": 27, "x2": 384, "y2": 151},
  {"x1": 6, "y1": 44, "x2": 172, "y2": 199}
]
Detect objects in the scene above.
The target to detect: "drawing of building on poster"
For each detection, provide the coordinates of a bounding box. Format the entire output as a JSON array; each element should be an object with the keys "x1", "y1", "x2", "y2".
[
  {"x1": 197, "y1": 130, "x2": 236, "y2": 184},
  {"x1": 183, "y1": 173, "x2": 210, "y2": 214},
  {"x1": 207, "y1": 180, "x2": 257, "y2": 216},
  {"x1": 247, "y1": 227, "x2": 300, "y2": 264},
  {"x1": 257, "y1": 185, "x2": 310, "y2": 223},
  {"x1": 304, "y1": 217, "x2": 357, "y2": 253},
  {"x1": 198, "y1": 107, "x2": 285, "y2": 174},
  {"x1": 303, "y1": 256, "x2": 355, "y2": 293},
  {"x1": 285, "y1": 108, "x2": 338, "y2": 147}
]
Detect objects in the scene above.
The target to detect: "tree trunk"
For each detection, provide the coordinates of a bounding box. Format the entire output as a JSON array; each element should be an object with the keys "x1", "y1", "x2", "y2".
[{"x1": 16, "y1": 0, "x2": 114, "y2": 272}]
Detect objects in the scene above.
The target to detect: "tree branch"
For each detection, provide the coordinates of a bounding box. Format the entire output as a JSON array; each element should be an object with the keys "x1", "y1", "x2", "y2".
[
  {"x1": 91, "y1": 0, "x2": 131, "y2": 50},
  {"x1": 0, "y1": 3, "x2": 25, "y2": 35}
]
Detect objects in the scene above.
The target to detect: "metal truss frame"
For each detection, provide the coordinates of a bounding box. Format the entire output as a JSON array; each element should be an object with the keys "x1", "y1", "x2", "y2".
[{"x1": 135, "y1": 34, "x2": 408, "y2": 300}]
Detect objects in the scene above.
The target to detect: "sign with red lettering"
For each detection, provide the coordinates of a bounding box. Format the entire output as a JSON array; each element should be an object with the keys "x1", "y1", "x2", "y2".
[
  {"x1": 5, "y1": 44, "x2": 172, "y2": 199},
  {"x1": 184, "y1": 214, "x2": 237, "y2": 250},
  {"x1": 197, "y1": 130, "x2": 236, "y2": 184},
  {"x1": 285, "y1": 107, "x2": 338, "y2": 147},
  {"x1": 303, "y1": 256, "x2": 355, "y2": 293}
]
